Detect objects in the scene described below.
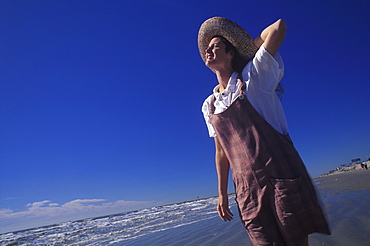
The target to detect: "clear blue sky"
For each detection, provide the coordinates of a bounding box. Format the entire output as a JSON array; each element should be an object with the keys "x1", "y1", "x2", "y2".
[{"x1": 1, "y1": 0, "x2": 369, "y2": 233}]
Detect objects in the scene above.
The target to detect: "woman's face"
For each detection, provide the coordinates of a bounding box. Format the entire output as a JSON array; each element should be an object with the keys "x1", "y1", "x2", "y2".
[{"x1": 205, "y1": 37, "x2": 233, "y2": 70}]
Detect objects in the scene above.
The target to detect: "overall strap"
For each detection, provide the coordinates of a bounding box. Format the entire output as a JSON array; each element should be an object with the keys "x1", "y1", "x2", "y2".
[
  {"x1": 237, "y1": 73, "x2": 246, "y2": 94},
  {"x1": 209, "y1": 95, "x2": 216, "y2": 116}
]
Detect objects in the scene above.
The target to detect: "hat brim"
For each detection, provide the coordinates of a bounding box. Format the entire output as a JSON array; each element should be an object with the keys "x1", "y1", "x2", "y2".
[{"x1": 198, "y1": 17, "x2": 258, "y2": 70}]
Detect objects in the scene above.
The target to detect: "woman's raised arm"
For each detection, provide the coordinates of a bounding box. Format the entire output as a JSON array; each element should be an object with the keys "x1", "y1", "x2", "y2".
[{"x1": 254, "y1": 19, "x2": 287, "y2": 56}]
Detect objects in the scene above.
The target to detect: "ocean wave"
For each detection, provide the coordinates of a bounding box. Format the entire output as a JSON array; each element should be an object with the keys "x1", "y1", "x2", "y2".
[{"x1": 0, "y1": 195, "x2": 236, "y2": 245}]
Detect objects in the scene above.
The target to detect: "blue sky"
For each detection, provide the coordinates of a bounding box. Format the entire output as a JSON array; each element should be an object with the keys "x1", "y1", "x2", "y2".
[{"x1": 1, "y1": 0, "x2": 369, "y2": 233}]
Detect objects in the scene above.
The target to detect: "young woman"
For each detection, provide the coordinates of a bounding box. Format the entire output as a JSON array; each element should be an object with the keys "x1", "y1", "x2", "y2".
[{"x1": 198, "y1": 17, "x2": 330, "y2": 246}]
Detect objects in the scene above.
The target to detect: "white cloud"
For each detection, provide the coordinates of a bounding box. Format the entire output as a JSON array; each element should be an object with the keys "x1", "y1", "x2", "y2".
[{"x1": 0, "y1": 199, "x2": 162, "y2": 234}]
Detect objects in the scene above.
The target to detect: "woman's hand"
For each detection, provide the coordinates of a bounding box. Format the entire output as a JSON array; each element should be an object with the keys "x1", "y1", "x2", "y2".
[{"x1": 217, "y1": 194, "x2": 233, "y2": 221}]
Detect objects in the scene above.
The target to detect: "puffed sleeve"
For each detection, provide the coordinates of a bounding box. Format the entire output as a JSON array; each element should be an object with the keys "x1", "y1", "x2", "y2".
[
  {"x1": 201, "y1": 96, "x2": 217, "y2": 137},
  {"x1": 243, "y1": 45, "x2": 284, "y2": 93}
]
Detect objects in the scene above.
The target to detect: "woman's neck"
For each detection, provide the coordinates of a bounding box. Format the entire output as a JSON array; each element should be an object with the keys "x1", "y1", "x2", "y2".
[{"x1": 215, "y1": 69, "x2": 233, "y2": 92}]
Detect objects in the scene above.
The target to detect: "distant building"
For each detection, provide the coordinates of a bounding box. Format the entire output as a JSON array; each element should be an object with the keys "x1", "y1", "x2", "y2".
[{"x1": 351, "y1": 158, "x2": 361, "y2": 163}]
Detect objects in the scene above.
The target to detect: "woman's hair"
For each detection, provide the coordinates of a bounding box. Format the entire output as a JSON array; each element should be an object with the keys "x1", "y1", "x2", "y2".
[
  {"x1": 212, "y1": 35, "x2": 246, "y2": 73},
  {"x1": 213, "y1": 35, "x2": 284, "y2": 99}
]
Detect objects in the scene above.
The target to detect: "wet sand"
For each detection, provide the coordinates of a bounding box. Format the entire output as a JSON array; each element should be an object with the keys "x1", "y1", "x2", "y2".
[
  {"x1": 310, "y1": 170, "x2": 370, "y2": 246},
  {"x1": 127, "y1": 170, "x2": 370, "y2": 246},
  {"x1": 315, "y1": 169, "x2": 370, "y2": 192}
]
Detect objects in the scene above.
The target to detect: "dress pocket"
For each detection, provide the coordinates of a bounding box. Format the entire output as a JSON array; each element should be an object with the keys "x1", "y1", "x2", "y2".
[{"x1": 271, "y1": 177, "x2": 312, "y2": 216}]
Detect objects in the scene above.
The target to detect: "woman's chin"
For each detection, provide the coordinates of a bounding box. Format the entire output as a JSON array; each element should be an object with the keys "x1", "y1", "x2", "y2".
[{"x1": 205, "y1": 61, "x2": 216, "y2": 69}]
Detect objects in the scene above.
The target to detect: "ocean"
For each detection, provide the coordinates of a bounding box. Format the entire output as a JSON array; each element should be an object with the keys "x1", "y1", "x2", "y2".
[{"x1": 1, "y1": 195, "x2": 238, "y2": 245}]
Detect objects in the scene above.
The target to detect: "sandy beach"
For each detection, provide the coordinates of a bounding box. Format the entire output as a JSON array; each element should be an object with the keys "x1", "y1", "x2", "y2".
[{"x1": 125, "y1": 170, "x2": 370, "y2": 246}]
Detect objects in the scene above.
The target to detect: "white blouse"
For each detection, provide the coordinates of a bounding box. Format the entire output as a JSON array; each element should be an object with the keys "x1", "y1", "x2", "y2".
[{"x1": 202, "y1": 45, "x2": 288, "y2": 137}]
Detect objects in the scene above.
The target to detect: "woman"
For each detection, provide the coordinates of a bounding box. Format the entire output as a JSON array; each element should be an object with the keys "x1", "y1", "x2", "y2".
[{"x1": 198, "y1": 17, "x2": 330, "y2": 246}]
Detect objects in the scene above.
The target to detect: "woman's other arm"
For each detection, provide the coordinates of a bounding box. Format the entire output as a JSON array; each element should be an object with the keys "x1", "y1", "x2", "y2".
[
  {"x1": 254, "y1": 19, "x2": 287, "y2": 56},
  {"x1": 214, "y1": 137, "x2": 233, "y2": 221}
]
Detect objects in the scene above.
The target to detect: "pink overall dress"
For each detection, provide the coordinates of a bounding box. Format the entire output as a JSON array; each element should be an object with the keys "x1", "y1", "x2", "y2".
[{"x1": 208, "y1": 82, "x2": 331, "y2": 245}]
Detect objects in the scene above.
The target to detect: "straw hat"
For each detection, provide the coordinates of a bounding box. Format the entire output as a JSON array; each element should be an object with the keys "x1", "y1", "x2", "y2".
[{"x1": 198, "y1": 17, "x2": 258, "y2": 69}]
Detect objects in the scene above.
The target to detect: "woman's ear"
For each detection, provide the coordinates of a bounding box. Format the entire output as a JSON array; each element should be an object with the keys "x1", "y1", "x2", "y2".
[{"x1": 227, "y1": 49, "x2": 234, "y2": 59}]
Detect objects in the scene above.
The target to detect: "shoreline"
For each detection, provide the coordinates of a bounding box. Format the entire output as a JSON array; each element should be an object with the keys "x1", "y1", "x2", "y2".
[
  {"x1": 1, "y1": 167, "x2": 370, "y2": 245},
  {"x1": 2, "y1": 166, "x2": 369, "y2": 236}
]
